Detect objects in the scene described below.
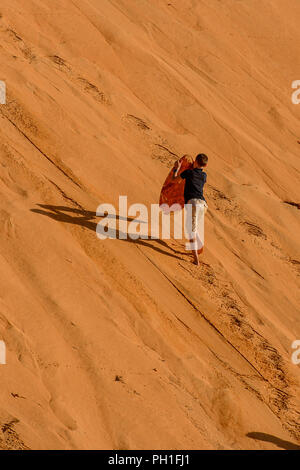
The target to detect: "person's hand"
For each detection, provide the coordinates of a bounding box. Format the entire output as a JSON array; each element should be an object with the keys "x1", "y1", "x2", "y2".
[
  {"x1": 173, "y1": 160, "x2": 182, "y2": 179},
  {"x1": 174, "y1": 160, "x2": 182, "y2": 171}
]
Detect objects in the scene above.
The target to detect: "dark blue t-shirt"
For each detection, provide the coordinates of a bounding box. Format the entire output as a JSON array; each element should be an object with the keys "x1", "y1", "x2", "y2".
[{"x1": 180, "y1": 168, "x2": 207, "y2": 204}]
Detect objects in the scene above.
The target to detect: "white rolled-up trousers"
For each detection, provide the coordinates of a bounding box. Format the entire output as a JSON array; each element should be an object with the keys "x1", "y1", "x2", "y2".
[{"x1": 185, "y1": 199, "x2": 208, "y2": 251}]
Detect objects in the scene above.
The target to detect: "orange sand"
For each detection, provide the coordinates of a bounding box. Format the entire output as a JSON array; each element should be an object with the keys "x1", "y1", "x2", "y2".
[{"x1": 0, "y1": 0, "x2": 299, "y2": 450}]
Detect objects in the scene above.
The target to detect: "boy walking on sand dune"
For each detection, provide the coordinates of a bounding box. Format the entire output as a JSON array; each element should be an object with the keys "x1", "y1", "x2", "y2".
[{"x1": 173, "y1": 153, "x2": 208, "y2": 265}]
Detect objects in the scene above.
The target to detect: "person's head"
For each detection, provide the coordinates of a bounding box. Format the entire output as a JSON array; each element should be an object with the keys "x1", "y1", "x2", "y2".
[{"x1": 195, "y1": 153, "x2": 208, "y2": 168}]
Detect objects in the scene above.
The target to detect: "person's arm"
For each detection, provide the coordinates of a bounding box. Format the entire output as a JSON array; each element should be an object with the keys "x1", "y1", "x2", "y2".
[{"x1": 172, "y1": 160, "x2": 182, "y2": 180}]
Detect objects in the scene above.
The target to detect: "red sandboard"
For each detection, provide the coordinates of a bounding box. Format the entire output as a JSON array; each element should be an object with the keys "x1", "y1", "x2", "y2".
[{"x1": 159, "y1": 155, "x2": 194, "y2": 212}]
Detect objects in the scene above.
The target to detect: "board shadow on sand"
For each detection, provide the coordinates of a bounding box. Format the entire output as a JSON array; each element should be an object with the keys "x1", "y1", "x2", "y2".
[{"x1": 31, "y1": 204, "x2": 184, "y2": 261}]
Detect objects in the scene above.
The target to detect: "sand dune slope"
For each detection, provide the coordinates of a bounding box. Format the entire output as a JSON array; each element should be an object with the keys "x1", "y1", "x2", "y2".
[{"x1": 0, "y1": 0, "x2": 299, "y2": 449}]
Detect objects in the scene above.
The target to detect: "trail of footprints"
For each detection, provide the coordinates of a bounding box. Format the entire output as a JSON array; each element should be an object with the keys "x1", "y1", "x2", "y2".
[
  {"x1": 177, "y1": 187, "x2": 300, "y2": 439},
  {"x1": 0, "y1": 19, "x2": 110, "y2": 106},
  {"x1": 206, "y1": 183, "x2": 300, "y2": 276},
  {"x1": 48, "y1": 55, "x2": 111, "y2": 105},
  {"x1": 0, "y1": 24, "x2": 36, "y2": 62},
  {"x1": 179, "y1": 258, "x2": 300, "y2": 437}
]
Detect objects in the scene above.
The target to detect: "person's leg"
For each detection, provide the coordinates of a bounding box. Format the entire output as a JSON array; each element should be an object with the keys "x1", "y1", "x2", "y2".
[
  {"x1": 196, "y1": 232, "x2": 203, "y2": 254},
  {"x1": 190, "y1": 203, "x2": 200, "y2": 265},
  {"x1": 196, "y1": 201, "x2": 206, "y2": 254},
  {"x1": 185, "y1": 200, "x2": 205, "y2": 264}
]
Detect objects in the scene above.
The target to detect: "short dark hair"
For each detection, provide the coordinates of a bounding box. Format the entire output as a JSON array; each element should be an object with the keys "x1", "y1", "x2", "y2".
[{"x1": 196, "y1": 153, "x2": 208, "y2": 166}]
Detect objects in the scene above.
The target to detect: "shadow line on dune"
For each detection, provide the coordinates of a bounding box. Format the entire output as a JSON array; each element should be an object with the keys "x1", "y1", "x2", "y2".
[
  {"x1": 31, "y1": 204, "x2": 185, "y2": 261},
  {"x1": 246, "y1": 432, "x2": 300, "y2": 450}
]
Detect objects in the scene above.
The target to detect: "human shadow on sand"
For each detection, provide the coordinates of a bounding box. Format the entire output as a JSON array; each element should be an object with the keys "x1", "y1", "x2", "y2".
[
  {"x1": 246, "y1": 432, "x2": 300, "y2": 450},
  {"x1": 31, "y1": 204, "x2": 186, "y2": 261}
]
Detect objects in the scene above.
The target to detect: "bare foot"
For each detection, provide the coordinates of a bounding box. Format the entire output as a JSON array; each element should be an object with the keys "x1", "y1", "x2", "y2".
[{"x1": 192, "y1": 257, "x2": 199, "y2": 266}]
